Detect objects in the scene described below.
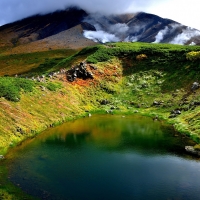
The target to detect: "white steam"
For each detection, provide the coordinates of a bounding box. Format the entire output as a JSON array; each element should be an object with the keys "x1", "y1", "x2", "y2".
[
  {"x1": 125, "y1": 36, "x2": 138, "y2": 42},
  {"x1": 170, "y1": 27, "x2": 200, "y2": 45},
  {"x1": 109, "y1": 23, "x2": 129, "y2": 35},
  {"x1": 83, "y1": 23, "x2": 130, "y2": 43},
  {"x1": 189, "y1": 42, "x2": 196, "y2": 46},
  {"x1": 153, "y1": 26, "x2": 170, "y2": 43},
  {"x1": 83, "y1": 30, "x2": 120, "y2": 43},
  {"x1": 153, "y1": 24, "x2": 200, "y2": 45},
  {"x1": 83, "y1": 14, "x2": 130, "y2": 43}
]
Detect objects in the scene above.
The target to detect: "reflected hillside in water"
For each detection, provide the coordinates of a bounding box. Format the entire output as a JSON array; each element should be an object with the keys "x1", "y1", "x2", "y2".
[{"x1": 7, "y1": 115, "x2": 195, "y2": 159}]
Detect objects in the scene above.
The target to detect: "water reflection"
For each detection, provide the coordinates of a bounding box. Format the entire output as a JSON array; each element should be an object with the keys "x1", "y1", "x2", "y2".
[{"x1": 20, "y1": 115, "x2": 194, "y2": 156}]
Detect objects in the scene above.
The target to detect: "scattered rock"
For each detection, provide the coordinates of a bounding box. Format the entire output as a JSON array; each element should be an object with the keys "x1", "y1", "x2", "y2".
[
  {"x1": 152, "y1": 101, "x2": 163, "y2": 106},
  {"x1": 172, "y1": 93, "x2": 177, "y2": 98},
  {"x1": 110, "y1": 106, "x2": 116, "y2": 110},
  {"x1": 191, "y1": 82, "x2": 199, "y2": 91},
  {"x1": 194, "y1": 101, "x2": 200, "y2": 106},
  {"x1": 0, "y1": 155, "x2": 4, "y2": 160},
  {"x1": 171, "y1": 110, "x2": 181, "y2": 115},
  {"x1": 136, "y1": 104, "x2": 141, "y2": 108},
  {"x1": 106, "y1": 110, "x2": 113, "y2": 114},
  {"x1": 16, "y1": 127, "x2": 25, "y2": 134},
  {"x1": 100, "y1": 99, "x2": 110, "y2": 105},
  {"x1": 169, "y1": 109, "x2": 181, "y2": 118},
  {"x1": 88, "y1": 113, "x2": 92, "y2": 117},
  {"x1": 185, "y1": 146, "x2": 200, "y2": 156},
  {"x1": 168, "y1": 114, "x2": 177, "y2": 118},
  {"x1": 153, "y1": 115, "x2": 159, "y2": 121},
  {"x1": 130, "y1": 101, "x2": 136, "y2": 106}
]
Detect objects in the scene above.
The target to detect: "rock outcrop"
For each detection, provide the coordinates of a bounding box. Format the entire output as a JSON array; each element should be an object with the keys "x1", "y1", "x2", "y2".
[{"x1": 66, "y1": 62, "x2": 94, "y2": 82}]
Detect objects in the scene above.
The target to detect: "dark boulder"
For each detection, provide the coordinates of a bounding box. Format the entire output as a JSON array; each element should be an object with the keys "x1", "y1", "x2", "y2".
[{"x1": 66, "y1": 62, "x2": 94, "y2": 82}]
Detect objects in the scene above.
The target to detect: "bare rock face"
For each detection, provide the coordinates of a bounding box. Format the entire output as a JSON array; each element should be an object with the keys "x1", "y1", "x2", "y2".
[
  {"x1": 0, "y1": 7, "x2": 88, "y2": 41},
  {"x1": 81, "y1": 22, "x2": 96, "y2": 31}
]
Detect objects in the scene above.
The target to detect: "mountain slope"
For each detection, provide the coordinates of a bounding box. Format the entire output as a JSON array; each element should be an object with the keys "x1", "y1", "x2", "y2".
[
  {"x1": 0, "y1": 8, "x2": 95, "y2": 52},
  {"x1": 0, "y1": 7, "x2": 200, "y2": 55},
  {"x1": 83, "y1": 12, "x2": 200, "y2": 45}
]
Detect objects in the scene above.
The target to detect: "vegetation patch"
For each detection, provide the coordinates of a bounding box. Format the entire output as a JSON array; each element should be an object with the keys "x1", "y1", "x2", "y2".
[
  {"x1": 46, "y1": 82, "x2": 62, "y2": 91},
  {"x1": 186, "y1": 51, "x2": 200, "y2": 61},
  {"x1": 0, "y1": 77, "x2": 35, "y2": 101}
]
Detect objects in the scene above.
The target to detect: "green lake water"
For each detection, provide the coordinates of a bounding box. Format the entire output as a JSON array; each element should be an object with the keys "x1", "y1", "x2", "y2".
[{"x1": 6, "y1": 114, "x2": 200, "y2": 200}]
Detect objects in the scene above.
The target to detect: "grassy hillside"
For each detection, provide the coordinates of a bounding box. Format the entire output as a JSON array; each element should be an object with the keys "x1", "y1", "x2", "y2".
[
  {"x1": 0, "y1": 42, "x2": 200, "y2": 199},
  {"x1": 0, "y1": 49, "x2": 78, "y2": 76},
  {"x1": 0, "y1": 42, "x2": 200, "y2": 154}
]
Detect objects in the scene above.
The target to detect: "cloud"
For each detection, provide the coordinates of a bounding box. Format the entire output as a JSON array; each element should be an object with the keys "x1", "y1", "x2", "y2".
[
  {"x1": 0, "y1": 0, "x2": 199, "y2": 32},
  {"x1": 0, "y1": 0, "x2": 159, "y2": 26},
  {"x1": 147, "y1": 0, "x2": 200, "y2": 30}
]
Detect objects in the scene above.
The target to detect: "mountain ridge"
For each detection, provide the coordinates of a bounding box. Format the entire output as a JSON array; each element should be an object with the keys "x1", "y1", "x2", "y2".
[{"x1": 0, "y1": 7, "x2": 199, "y2": 54}]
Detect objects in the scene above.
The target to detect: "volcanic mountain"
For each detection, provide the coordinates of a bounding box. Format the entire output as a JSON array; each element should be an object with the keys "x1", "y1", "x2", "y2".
[{"x1": 0, "y1": 7, "x2": 199, "y2": 54}]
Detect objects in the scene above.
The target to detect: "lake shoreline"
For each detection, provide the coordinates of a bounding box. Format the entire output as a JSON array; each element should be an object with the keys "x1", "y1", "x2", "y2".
[{"x1": 1, "y1": 108, "x2": 197, "y2": 157}]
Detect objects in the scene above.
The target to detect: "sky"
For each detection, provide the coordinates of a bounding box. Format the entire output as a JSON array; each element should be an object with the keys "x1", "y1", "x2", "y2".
[{"x1": 0, "y1": 0, "x2": 199, "y2": 30}]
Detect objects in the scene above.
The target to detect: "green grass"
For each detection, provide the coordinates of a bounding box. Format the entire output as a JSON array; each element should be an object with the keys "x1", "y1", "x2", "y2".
[{"x1": 0, "y1": 49, "x2": 77, "y2": 76}]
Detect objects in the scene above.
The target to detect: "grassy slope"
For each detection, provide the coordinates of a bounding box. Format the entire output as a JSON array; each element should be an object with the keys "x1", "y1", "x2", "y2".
[
  {"x1": 1, "y1": 42, "x2": 200, "y2": 153},
  {"x1": 0, "y1": 42, "x2": 200, "y2": 199},
  {"x1": 0, "y1": 49, "x2": 77, "y2": 76}
]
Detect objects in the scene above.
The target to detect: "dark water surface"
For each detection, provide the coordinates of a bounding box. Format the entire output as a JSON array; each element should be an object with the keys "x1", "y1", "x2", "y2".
[{"x1": 6, "y1": 115, "x2": 200, "y2": 200}]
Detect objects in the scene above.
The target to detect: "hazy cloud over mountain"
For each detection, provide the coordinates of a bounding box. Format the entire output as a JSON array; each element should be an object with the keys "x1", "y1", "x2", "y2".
[
  {"x1": 0, "y1": 0, "x2": 154, "y2": 26},
  {"x1": 0, "y1": 0, "x2": 199, "y2": 31}
]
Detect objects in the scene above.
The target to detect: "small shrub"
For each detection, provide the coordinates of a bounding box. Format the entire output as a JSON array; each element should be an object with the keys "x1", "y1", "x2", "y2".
[
  {"x1": 136, "y1": 54, "x2": 148, "y2": 61},
  {"x1": 0, "y1": 77, "x2": 35, "y2": 102},
  {"x1": 186, "y1": 51, "x2": 200, "y2": 61},
  {"x1": 46, "y1": 82, "x2": 62, "y2": 91},
  {"x1": 15, "y1": 78, "x2": 35, "y2": 92},
  {"x1": 0, "y1": 79, "x2": 20, "y2": 102}
]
